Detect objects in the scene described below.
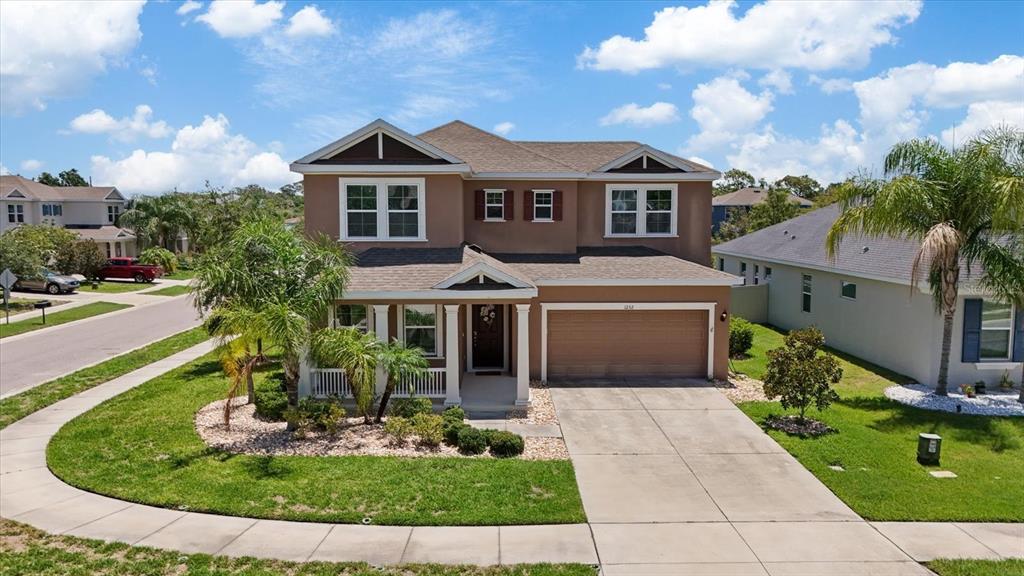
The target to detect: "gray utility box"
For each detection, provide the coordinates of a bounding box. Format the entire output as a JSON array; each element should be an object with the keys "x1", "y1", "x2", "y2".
[{"x1": 917, "y1": 433, "x2": 942, "y2": 465}]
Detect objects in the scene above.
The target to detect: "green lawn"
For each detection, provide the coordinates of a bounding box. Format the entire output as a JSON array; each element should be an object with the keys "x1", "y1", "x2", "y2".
[
  {"x1": 734, "y1": 323, "x2": 1024, "y2": 522},
  {"x1": 77, "y1": 280, "x2": 150, "y2": 293},
  {"x1": 164, "y1": 269, "x2": 196, "y2": 280},
  {"x1": 928, "y1": 559, "x2": 1024, "y2": 576},
  {"x1": 2, "y1": 297, "x2": 67, "y2": 314},
  {"x1": 0, "y1": 327, "x2": 209, "y2": 429},
  {"x1": 0, "y1": 519, "x2": 595, "y2": 576},
  {"x1": 47, "y1": 356, "x2": 586, "y2": 527},
  {"x1": 144, "y1": 284, "x2": 191, "y2": 297},
  {"x1": 0, "y1": 302, "x2": 131, "y2": 339}
]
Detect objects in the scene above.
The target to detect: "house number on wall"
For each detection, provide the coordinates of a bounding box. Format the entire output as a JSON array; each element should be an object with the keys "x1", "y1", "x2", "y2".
[{"x1": 623, "y1": 304, "x2": 635, "y2": 310}]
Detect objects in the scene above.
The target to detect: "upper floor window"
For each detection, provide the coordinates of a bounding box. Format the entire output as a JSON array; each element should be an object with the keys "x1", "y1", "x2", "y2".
[
  {"x1": 107, "y1": 205, "x2": 120, "y2": 223},
  {"x1": 42, "y1": 204, "x2": 62, "y2": 217},
  {"x1": 7, "y1": 204, "x2": 24, "y2": 223},
  {"x1": 340, "y1": 178, "x2": 425, "y2": 242},
  {"x1": 533, "y1": 190, "x2": 553, "y2": 221},
  {"x1": 801, "y1": 274, "x2": 812, "y2": 313},
  {"x1": 980, "y1": 300, "x2": 1013, "y2": 359},
  {"x1": 334, "y1": 304, "x2": 369, "y2": 332},
  {"x1": 484, "y1": 190, "x2": 505, "y2": 221},
  {"x1": 841, "y1": 281, "x2": 857, "y2": 300},
  {"x1": 605, "y1": 184, "x2": 677, "y2": 237},
  {"x1": 739, "y1": 261, "x2": 747, "y2": 284},
  {"x1": 753, "y1": 264, "x2": 760, "y2": 285}
]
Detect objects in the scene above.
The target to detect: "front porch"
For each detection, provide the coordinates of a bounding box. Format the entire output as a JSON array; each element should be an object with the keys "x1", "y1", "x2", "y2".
[{"x1": 300, "y1": 301, "x2": 532, "y2": 413}]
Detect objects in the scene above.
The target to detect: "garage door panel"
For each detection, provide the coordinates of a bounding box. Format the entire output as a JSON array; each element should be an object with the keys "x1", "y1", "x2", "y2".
[{"x1": 547, "y1": 310, "x2": 707, "y2": 378}]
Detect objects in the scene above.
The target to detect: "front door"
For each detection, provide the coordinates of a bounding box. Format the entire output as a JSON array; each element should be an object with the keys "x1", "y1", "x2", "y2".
[{"x1": 471, "y1": 304, "x2": 504, "y2": 369}]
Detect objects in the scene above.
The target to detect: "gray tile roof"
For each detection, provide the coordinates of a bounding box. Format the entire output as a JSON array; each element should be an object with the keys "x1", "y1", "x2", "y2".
[
  {"x1": 712, "y1": 187, "x2": 813, "y2": 207},
  {"x1": 713, "y1": 204, "x2": 985, "y2": 285}
]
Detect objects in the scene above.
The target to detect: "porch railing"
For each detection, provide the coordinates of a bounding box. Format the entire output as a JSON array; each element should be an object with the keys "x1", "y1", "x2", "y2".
[{"x1": 310, "y1": 367, "x2": 446, "y2": 399}]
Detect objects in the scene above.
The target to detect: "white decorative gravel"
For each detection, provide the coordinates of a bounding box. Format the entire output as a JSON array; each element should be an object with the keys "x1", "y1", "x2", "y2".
[{"x1": 884, "y1": 384, "x2": 1023, "y2": 417}]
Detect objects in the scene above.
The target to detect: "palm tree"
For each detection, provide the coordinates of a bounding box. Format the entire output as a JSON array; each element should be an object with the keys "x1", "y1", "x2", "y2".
[
  {"x1": 120, "y1": 194, "x2": 190, "y2": 251},
  {"x1": 375, "y1": 340, "x2": 429, "y2": 423},
  {"x1": 194, "y1": 218, "x2": 349, "y2": 420},
  {"x1": 310, "y1": 328, "x2": 381, "y2": 423},
  {"x1": 827, "y1": 127, "x2": 1024, "y2": 396}
]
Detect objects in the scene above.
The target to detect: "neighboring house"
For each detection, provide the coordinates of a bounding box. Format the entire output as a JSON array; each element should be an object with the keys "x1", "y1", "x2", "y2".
[
  {"x1": 713, "y1": 204, "x2": 1023, "y2": 388},
  {"x1": 293, "y1": 119, "x2": 741, "y2": 410},
  {"x1": 0, "y1": 175, "x2": 136, "y2": 258},
  {"x1": 711, "y1": 187, "x2": 813, "y2": 234}
]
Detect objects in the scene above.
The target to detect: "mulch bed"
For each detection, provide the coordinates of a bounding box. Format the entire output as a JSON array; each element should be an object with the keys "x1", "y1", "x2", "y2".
[{"x1": 763, "y1": 414, "x2": 836, "y2": 438}]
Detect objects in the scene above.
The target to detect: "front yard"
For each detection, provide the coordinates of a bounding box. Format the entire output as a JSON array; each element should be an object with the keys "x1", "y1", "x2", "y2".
[
  {"x1": 0, "y1": 301, "x2": 131, "y2": 339},
  {"x1": 77, "y1": 280, "x2": 152, "y2": 293},
  {"x1": 734, "y1": 323, "x2": 1024, "y2": 522},
  {"x1": 47, "y1": 354, "x2": 585, "y2": 526}
]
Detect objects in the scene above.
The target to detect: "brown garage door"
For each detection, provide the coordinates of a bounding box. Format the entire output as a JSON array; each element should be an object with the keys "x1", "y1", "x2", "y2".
[{"x1": 547, "y1": 309, "x2": 708, "y2": 379}]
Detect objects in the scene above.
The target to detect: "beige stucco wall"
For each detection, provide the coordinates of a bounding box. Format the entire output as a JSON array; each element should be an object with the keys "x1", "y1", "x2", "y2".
[{"x1": 461, "y1": 180, "x2": 578, "y2": 253}]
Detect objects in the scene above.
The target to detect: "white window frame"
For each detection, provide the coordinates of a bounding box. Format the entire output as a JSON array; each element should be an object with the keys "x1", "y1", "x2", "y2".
[
  {"x1": 107, "y1": 204, "x2": 120, "y2": 223},
  {"x1": 339, "y1": 177, "x2": 426, "y2": 242},
  {"x1": 753, "y1": 264, "x2": 760, "y2": 285},
  {"x1": 604, "y1": 183, "x2": 678, "y2": 238},
  {"x1": 330, "y1": 304, "x2": 371, "y2": 333},
  {"x1": 979, "y1": 300, "x2": 1013, "y2": 360},
  {"x1": 739, "y1": 261, "x2": 747, "y2": 285},
  {"x1": 801, "y1": 274, "x2": 812, "y2": 313},
  {"x1": 42, "y1": 203, "x2": 62, "y2": 217},
  {"x1": 398, "y1": 304, "x2": 443, "y2": 358},
  {"x1": 841, "y1": 280, "x2": 857, "y2": 300},
  {"x1": 533, "y1": 189, "x2": 554, "y2": 222},
  {"x1": 484, "y1": 189, "x2": 506, "y2": 222},
  {"x1": 8, "y1": 204, "x2": 24, "y2": 223}
]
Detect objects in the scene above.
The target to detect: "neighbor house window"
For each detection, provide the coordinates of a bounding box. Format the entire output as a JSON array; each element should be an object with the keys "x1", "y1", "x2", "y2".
[
  {"x1": 533, "y1": 190, "x2": 553, "y2": 221},
  {"x1": 340, "y1": 178, "x2": 425, "y2": 241},
  {"x1": 841, "y1": 281, "x2": 857, "y2": 300},
  {"x1": 107, "y1": 205, "x2": 120, "y2": 223},
  {"x1": 484, "y1": 190, "x2": 505, "y2": 221},
  {"x1": 334, "y1": 304, "x2": 369, "y2": 332},
  {"x1": 717, "y1": 257, "x2": 725, "y2": 272},
  {"x1": 753, "y1": 264, "x2": 760, "y2": 285},
  {"x1": 605, "y1": 184, "x2": 678, "y2": 237},
  {"x1": 765, "y1": 266, "x2": 773, "y2": 281},
  {"x1": 42, "y1": 204, "x2": 62, "y2": 217},
  {"x1": 739, "y1": 262, "x2": 747, "y2": 284},
  {"x1": 980, "y1": 300, "x2": 1013, "y2": 359},
  {"x1": 402, "y1": 304, "x2": 440, "y2": 357},
  {"x1": 802, "y1": 274, "x2": 812, "y2": 312},
  {"x1": 7, "y1": 204, "x2": 24, "y2": 223}
]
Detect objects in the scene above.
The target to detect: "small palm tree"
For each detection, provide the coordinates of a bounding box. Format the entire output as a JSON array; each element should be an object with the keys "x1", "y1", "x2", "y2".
[
  {"x1": 311, "y1": 328, "x2": 381, "y2": 423},
  {"x1": 827, "y1": 127, "x2": 1024, "y2": 396},
  {"x1": 376, "y1": 340, "x2": 429, "y2": 423}
]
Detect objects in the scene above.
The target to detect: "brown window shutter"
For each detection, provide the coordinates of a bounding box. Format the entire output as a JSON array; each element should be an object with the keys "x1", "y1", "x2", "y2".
[
  {"x1": 553, "y1": 190, "x2": 563, "y2": 221},
  {"x1": 474, "y1": 190, "x2": 485, "y2": 220},
  {"x1": 523, "y1": 190, "x2": 533, "y2": 221},
  {"x1": 504, "y1": 189, "x2": 514, "y2": 220}
]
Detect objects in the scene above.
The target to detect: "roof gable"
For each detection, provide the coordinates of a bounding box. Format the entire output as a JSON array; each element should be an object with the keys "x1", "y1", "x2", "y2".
[
  {"x1": 295, "y1": 119, "x2": 465, "y2": 166},
  {"x1": 596, "y1": 144, "x2": 712, "y2": 174},
  {"x1": 6, "y1": 189, "x2": 26, "y2": 198}
]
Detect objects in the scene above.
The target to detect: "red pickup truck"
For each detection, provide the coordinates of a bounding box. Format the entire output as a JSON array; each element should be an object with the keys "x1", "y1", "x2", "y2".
[{"x1": 98, "y1": 257, "x2": 164, "y2": 283}]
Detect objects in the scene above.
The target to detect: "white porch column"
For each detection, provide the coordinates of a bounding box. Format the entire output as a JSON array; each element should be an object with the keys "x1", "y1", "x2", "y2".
[
  {"x1": 515, "y1": 304, "x2": 530, "y2": 406},
  {"x1": 373, "y1": 305, "x2": 390, "y2": 396},
  {"x1": 444, "y1": 304, "x2": 461, "y2": 406}
]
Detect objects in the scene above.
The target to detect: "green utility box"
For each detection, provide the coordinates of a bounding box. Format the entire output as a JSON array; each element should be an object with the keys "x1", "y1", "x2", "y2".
[{"x1": 917, "y1": 433, "x2": 942, "y2": 465}]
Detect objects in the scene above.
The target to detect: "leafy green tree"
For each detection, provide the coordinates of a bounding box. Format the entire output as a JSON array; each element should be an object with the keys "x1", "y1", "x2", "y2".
[
  {"x1": 58, "y1": 169, "x2": 89, "y2": 187},
  {"x1": 0, "y1": 225, "x2": 77, "y2": 277},
  {"x1": 139, "y1": 247, "x2": 178, "y2": 273},
  {"x1": 36, "y1": 172, "x2": 61, "y2": 186},
  {"x1": 714, "y1": 169, "x2": 756, "y2": 196},
  {"x1": 713, "y1": 208, "x2": 751, "y2": 243},
  {"x1": 774, "y1": 175, "x2": 823, "y2": 200},
  {"x1": 747, "y1": 189, "x2": 801, "y2": 230},
  {"x1": 762, "y1": 327, "x2": 843, "y2": 422},
  {"x1": 827, "y1": 128, "x2": 1024, "y2": 396},
  {"x1": 54, "y1": 240, "x2": 106, "y2": 278}
]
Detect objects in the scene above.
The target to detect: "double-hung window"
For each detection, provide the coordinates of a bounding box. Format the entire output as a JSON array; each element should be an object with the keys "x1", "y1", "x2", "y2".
[
  {"x1": 7, "y1": 204, "x2": 24, "y2": 223},
  {"x1": 334, "y1": 304, "x2": 369, "y2": 332},
  {"x1": 107, "y1": 205, "x2": 120, "y2": 223},
  {"x1": 402, "y1": 304, "x2": 440, "y2": 357},
  {"x1": 484, "y1": 190, "x2": 505, "y2": 221},
  {"x1": 753, "y1": 264, "x2": 760, "y2": 285},
  {"x1": 533, "y1": 190, "x2": 553, "y2": 221},
  {"x1": 801, "y1": 274, "x2": 812, "y2": 313},
  {"x1": 739, "y1": 262, "x2": 747, "y2": 284},
  {"x1": 605, "y1": 184, "x2": 677, "y2": 237},
  {"x1": 42, "y1": 204, "x2": 62, "y2": 217},
  {"x1": 980, "y1": 300, "x2": 1013, "y2": 359},
  {"x1": 340, "y1": 178, "x2": 425, "y2": 241}
]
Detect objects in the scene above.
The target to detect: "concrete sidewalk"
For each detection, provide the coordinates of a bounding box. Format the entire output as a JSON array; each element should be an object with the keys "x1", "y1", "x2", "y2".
[{"x1": 1, "y1": 357, "x2": 1020, "y2": 571}]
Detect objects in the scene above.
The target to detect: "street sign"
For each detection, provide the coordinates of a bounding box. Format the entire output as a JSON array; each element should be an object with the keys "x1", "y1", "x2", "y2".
[{"x1": 0, "y1": 268, "x2": 16, "y2": 290}]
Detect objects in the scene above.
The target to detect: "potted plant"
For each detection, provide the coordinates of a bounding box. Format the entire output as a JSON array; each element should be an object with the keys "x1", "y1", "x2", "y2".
[
  {"x1": 975, "y1": 379, "x2": 986, "y2": 395},
  {"x1": 960, "y1": 384, "x2": 976, "y2": 398},
  {"x1": 999, "y1": 371, "x2": 1014, "y2": 391}
]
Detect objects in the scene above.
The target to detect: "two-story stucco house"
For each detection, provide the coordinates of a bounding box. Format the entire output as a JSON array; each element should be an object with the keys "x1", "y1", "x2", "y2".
[
  {"x1": 0, "y1": 175, "x2": 136, "y2": 258},
  {"x1": 291, "y1": 119, "x2": 741, "y2": 411}
]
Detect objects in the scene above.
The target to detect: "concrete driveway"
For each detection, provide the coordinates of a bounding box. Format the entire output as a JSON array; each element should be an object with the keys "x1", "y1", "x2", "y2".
[{"x1": 550, "y1": 381, "x2": 932, "y2": 575}]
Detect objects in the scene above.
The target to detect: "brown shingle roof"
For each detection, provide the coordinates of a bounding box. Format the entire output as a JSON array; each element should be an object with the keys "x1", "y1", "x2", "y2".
[
  {"x1": 72, "y1": 226, "x2": 135, "y2": 241},
  {"x1": 347, "y1": 247, "x2": 466, "y2": 291},
  {"x1": 418, "y1": 121, "x2": 576, "y2": 173},
  {"x1": 712, "y1": 187, "x2": 813, "y2": 208},
  {"x1": 0, "y1": 175, "x2": 119, "y2": 201},
  {"x1": 512, "y1": 141, "x2": 640, "y2": 172}
]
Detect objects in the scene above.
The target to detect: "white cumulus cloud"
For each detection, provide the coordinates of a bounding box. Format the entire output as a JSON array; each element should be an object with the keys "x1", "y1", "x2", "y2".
[
  {"x1": 91, "y1": 114, "x2": 293, "y2": 193},
  {"x1": 759, "y1": 69, "x2": 793, "y2": 94},
  {"x1": 687, "y1": 76, "x2": 774, "y2": 151},
  {"x1": 941, "y1": 101, "x2": 1024, "y2": 146},
  {"x1": 20, "y1": 159, "x2": 43, "y2": 172},
  {"x1": 197, "y1": 0, "x2": 284, "y2": 38},
  {"x1": 286, "y1": 5, "x2": 334, "y2": 37},
  {"x1": 70, "y1": 105, "x2": 173, "y2": 141},
  {"x1": 727, "y1": 120, "x2": 869, "y2": 184},
  {"x1": 0, "y1": 1, "x2": 144, "y2": 113},
  {"x1": 493, "y1": 122, "x2": 516, "y2": 136},
  {"x1": 177, "y1": 0, "x2": 203, "y2": 16},
  {"x1": 600, "y1": 102, "x2": 680, "y2": 127},
  {"x1": 578, "y1": 0, "x2": 921, "y2": 73}
]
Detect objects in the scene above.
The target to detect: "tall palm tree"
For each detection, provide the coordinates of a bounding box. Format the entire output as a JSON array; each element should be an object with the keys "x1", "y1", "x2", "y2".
[
  {"x1": 827, "y1": 127, "x2": 1024, "y2": 396},
  {"x1": 119, "y1": 194, "x2": 190, "y2": 251}
]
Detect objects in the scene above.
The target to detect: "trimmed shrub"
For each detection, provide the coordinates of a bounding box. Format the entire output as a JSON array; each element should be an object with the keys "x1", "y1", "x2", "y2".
[
  {"x1": 489, "y1": 431, "x2": 525, "y2": 458},
  {"x1": 443, "y1": 419, "x2": 468, "y2": 446},
  {"x1": 391, "y1": 396, "x2": 433, "y2": 418},
  {"x1": 139, "y1": 247, "x2": 178, "y2": 273},
  {"x1": 442, "y1": 405, "x2": 465, "y2": 422},
  {"x1": 384, "y1": 416, "x2": 413, "y2": 443},
  {"x1": 297, "y1": 398, "x2": 346, "y2": 434},
  {"x1": 729, "y1": 317, "x2": 755, "y2": 358},
  {"x1": 479, "y1": 428, "x2": 501, "y2": 446},
  {"x1": 456, "y1": 427, "x2": 488, "y2": 455},
  {"x1": 254, "y1": 387, "x2": 288, "y2": 421},
  {"x1": 411, "y1": 413, "x2": 444, "y2": 447}
]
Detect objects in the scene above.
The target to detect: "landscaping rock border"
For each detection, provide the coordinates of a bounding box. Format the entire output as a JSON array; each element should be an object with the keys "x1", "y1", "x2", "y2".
[{"x1": 884, "y1": 384, "x2": 1023, "y2": 417}]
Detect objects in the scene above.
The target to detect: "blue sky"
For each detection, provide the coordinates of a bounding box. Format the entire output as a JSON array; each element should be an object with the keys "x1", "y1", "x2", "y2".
[{"x1": 1, "y1": 0, "x2": 1022, "y2": 195}]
